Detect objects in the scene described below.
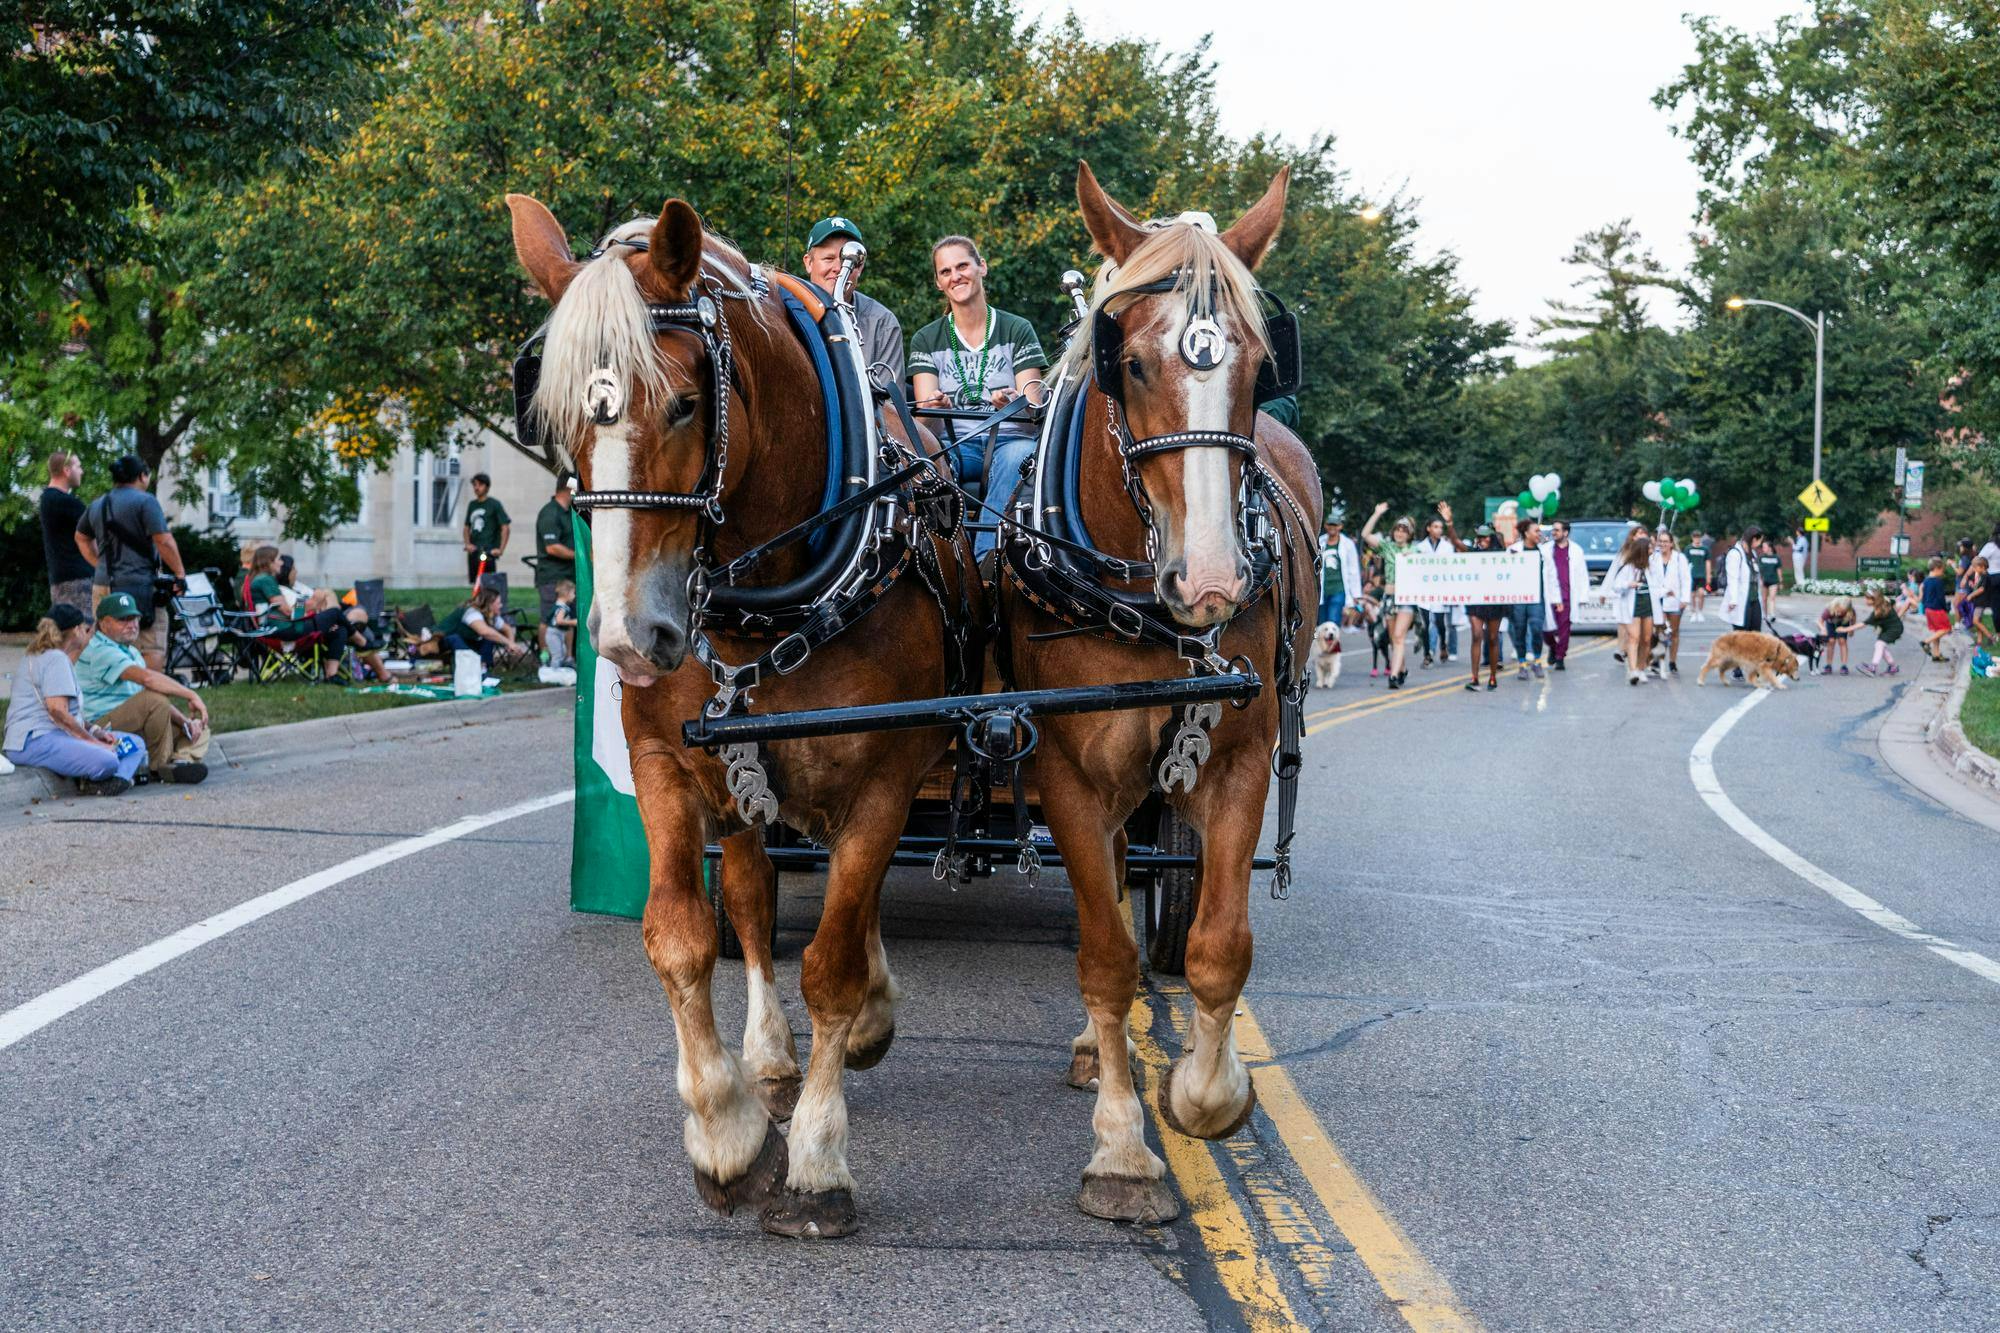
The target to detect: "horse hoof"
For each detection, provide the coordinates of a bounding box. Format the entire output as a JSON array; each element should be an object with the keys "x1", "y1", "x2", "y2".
[
  {"x1": 1066, "y1": 1048, "x2": 1100, "y2": 1089},
  {"x1": 1078, "y1": 1172, "x2": 1179, "y2": 1225},
  {"x1": 845, "y1": 1026, "x2": 894, "y2": 1070},
  {"x1": 692, "y1": 1122, "x2": 788, "y2": 1217},
  {"x1": 760, "y1": 1188, "x2": 859, "y2": 1239},
  {"x1": 1160, "y1": 1059, "x2": 1259, "y2": 1141},
  {"x1": 756, "y1": 1074, "x2": 803, "y2": 1123}
]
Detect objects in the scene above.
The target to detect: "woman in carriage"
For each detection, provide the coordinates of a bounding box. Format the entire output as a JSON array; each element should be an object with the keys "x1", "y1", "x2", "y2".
[{"x1": 906, "y1": 234, "x2": 1049, "y2": 560}]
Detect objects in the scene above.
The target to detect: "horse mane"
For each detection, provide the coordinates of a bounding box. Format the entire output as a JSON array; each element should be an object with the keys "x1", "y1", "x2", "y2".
[
  {"x1": 530, "y1": 218, "x2": 771, "y2": 454},
  {"x1": 1060, "y1": 218, "x2": 1273, "y2": 381}
]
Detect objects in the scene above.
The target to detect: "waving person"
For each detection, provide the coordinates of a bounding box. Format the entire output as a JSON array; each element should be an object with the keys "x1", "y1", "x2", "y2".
[
  {"x1": 908, "y1": 235, "x2": 1049, "y2": 562},
  {"x1": 1359, "y1": 501, "x2": 1428, "y2": 690}
]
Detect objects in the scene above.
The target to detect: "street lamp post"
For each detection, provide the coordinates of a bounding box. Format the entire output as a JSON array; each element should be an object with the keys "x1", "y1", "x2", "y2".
[{"x1": 1726, "y1": 295, "x2": 1827, "y2": 580}]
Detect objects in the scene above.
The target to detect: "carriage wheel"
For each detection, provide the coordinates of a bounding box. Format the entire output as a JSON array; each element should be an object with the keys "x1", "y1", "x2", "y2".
[
  {"x1": 1144, "y1": 807, "x2": 1199, "y2": 975},
  {"x1": 708, "y1": 856, "x2": 780, "y2": 961}
]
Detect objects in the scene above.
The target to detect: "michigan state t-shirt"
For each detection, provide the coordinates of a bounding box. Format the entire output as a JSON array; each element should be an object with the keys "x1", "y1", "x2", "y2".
[
  {"x1": 907, "y1": 308, "x2": 1048, "y2": 407},
  {"x1": 465, "y1": 497, "x2": 509, "y2": 554}
]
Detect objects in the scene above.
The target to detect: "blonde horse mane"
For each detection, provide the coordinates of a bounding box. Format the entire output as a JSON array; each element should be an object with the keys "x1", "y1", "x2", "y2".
[
  {"x1": 1061, "y1": 219, "x2": 1273, "y2": 381},
  {"x1": 529, "y1": 218, "x2": 768, "y2": 455}
]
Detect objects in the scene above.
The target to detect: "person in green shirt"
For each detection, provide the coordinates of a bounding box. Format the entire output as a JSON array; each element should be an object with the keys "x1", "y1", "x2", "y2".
[
  {"x1": 907, "y1": 234, "x2": 1049, "y2": 561},
  {"x1": 533, "y1": 481, "x2": 576, "y2": 661},
  {"x1": 74, "y1": 591, "x2": 211, "y2": 782},
  {"x1": 463, "y1": 473, "x2": 511, "y2": 584},
  {"x1": 1686, "y1": 531, "x2": 1711, "y2": 617},
  {"x1": 243, "y1": 545, "x2": 361, "y2": 680}
]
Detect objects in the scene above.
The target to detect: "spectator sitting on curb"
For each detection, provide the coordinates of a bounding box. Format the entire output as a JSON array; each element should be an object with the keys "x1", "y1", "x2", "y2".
[
  {"x1": 75, "y1": 593, "x2": 211, "y2": 784},
  {"x1": 437, "y1": 585, "x2": 525, "y2": 671},
  {"x1": 2, "y1": 605, "x2": 146, "y2": 796}
]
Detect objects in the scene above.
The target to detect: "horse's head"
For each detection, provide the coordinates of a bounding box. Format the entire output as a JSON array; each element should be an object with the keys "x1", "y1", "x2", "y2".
[
  {"x1": 507, "y1": 192, "x2": 740, "y2": 684},
  {"x1": 1073, "y1": 161, "x2": 1290, "y2": 629}
]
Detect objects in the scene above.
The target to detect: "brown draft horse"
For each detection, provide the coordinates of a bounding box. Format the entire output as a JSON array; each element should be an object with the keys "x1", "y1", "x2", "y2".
[
  {"x1": 506, "y1": 194, "x2": 967, "y2": 1238},
  {"x1": 1002, "y1": 164, "x2": 1322, "y2": 1223}
]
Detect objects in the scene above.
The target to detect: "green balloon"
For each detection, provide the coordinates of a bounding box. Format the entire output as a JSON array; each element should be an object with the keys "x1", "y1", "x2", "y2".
[
  {"x1": 1517, "y1": 489, "x2": 1534, "y2": 509},
  {"x1": 1681, "y1": 491, "x2": 1700, "y2": 510},
  {"x1": 1541, "y1": 491, "x2": 1560, "y2": 517},
  {"x1": 1660, "y1": 476, "x2": 1676, "y2": 496}
]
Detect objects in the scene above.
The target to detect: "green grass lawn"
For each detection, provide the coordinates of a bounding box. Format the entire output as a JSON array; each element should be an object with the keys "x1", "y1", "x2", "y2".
[{"x1": 1963, "y1": 671, "x2": 2000, "y2": 760}]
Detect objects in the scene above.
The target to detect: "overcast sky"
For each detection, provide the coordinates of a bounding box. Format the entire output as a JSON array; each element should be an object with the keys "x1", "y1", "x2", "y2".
[{"x1": 1025, "y1": 0, "x2": 1804, "y2": 349}]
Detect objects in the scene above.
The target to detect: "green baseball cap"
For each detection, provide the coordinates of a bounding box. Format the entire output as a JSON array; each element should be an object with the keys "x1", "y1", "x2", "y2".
[
  {"x1": 96, "y1": 591, "x2": 141, "y2": 620},
  {"x1": 806, "y1": 215, "x2": 864, "y2": 249}
]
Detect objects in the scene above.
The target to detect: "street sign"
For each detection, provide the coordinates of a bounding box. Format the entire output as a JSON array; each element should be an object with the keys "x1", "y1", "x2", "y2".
[
  {"x1": 1803, "y1": 517, "x2": 1830, "y2": 532},
  {"x1": 1904, "y1": 460, "x2": 1925, "y2": 509},
  {"x1": 1890, "y1": 535, "x2": 1910, "y2": 556},
  {"x1": 1797, "y1": 479, "x2": 1838, "y2": 516},
  {"x1": 1894, "y1": 447, "x2": 1907, "y2": 486}
]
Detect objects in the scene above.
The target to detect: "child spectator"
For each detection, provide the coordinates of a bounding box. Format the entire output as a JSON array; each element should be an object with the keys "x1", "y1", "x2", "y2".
[
  {"x1": 1818, "y1": 597, "x2": 1857, "y2": 675},
  {"x1": 1856, "y1": 588, "x2": 1903, "y2": 676},
  {"x1": 548, "y1": 579, "x2": 577, "y2": 669},
  {"x1": 1920, "y1": 557, "x2": 1953, "y2": 661}
]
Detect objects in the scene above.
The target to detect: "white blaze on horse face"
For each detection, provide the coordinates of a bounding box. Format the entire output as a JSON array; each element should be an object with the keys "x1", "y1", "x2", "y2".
[
  {"x1": 587, "y1": 421, "x2": 640, "y2": 669},
  {"x1": 1159, "y1": 309, "x2": 1246, "y2": 606}
]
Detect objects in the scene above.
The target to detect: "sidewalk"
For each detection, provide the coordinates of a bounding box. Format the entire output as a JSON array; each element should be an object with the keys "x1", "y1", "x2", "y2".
[{"x1": 1877, "y1": 642, "x2": 2000, "y2": 834}]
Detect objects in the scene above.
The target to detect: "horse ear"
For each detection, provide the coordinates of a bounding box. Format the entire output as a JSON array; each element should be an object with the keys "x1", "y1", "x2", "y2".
[
  {"x1": 1219, "y1": 166, "x2": 1290, "y2": 271},
  {"x1": 1076, "y1": 160, "x2": 1149, "y2": 265},
  {"x1": 506, "y1": 193, "x2": 580, "y2": 302},
  {"x1": 648, "y1": 200, "x2": 706, "y2": 298}
]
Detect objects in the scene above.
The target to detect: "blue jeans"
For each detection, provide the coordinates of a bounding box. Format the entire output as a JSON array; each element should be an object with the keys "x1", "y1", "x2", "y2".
[
  {"x1": 1426, "y1": 609, "x2": 1458, "y2": 657},
  {"x1": 1318, "y1": 592, "x2": 1346, "y2": 626},
  {"x1": 441, "y1": 632, "x2": 495, "y2": 669},
  {"x1": 971, "y1": 435, "x2": 1037, "y2": 560},
  {"x1": 1509, "y1": 603, "x2": 1546, "y2": 661},
  {"x1": 5, "y1": 728, "x2": 145, "y2": 783}
]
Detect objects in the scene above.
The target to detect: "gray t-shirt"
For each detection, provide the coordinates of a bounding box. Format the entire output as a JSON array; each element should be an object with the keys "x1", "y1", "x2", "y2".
[
  {"x1": 4, "y1": 650, "x2": 80, "y2": 752},
  {"x1": 852, "y1": 291, "x2": 904, "y2": 392},
  {"x1": 79, "y1": 486, "x2": 168, "y2": 598}
]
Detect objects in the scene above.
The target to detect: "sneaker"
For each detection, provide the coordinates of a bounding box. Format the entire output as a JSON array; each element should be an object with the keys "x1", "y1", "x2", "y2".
[
  {"x1": 78, "y1": 776, "x2": 132, "y2": 797},
  {"x1": 1669, "y1": 662, "x2": 1679, "y2": 674},
  {"x1": 1839, "y1": 665, "x2": 1849, "y2": 675},
  {"x1": 1857, "y1": 664, "x2": 1878, "y2": 677},
  {"x1": 1388, "y1": 675, "x2": 1402, "y2": 691},
  {"x1": 1485, "y1": 678, "x2": 1498, "y2": 691},
  {"x1": 1516, "y1": 666, "x2": 1529, "y2": 680},
  {"x1": 1613, "y1": 651, "x2": 1626, "y2": 664},
  {"x1": 1422, "y1": 656, "x2": 1434, "y2": 669},
  {"x1": 1464, "y1": 681, "x2": 1481, "y2": 692},
  {"x1": 1553, "y1": 661, "x2": 1566, "y2": 672},
  {"x1": 1370, "y1": 668, "x2": 1380, "y2": 678},
  {"x1": 164, "y1": 761, "x2": 209, "y2": 785},
  {"x1": 1629, "y1": 672, "x2": 1644, "y2": 686},
  {"x1": 1532, "y1": 663, "x2": 1545, "y2": 679},
  {"x1": 1887, "y1": 664, "x2": 1900, "y2": 674}
]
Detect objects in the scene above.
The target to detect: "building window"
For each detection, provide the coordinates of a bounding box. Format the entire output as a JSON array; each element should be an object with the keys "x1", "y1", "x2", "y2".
[
  {"x1": 207, "y1": 466, "x2": 261, "y2": 523},
  {"x1": 413, "y1": 451, "x2": 461, "y2": 527}
]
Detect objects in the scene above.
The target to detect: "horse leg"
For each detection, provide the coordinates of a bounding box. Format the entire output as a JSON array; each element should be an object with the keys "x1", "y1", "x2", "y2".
[
  {"x1": 844, "y1": 910, "x2": 901, "y2": 1069},
  {"x1": 1067, "y1": 859, "x2": 1137, "y2": 1088},
  {"x1": 1041, "y1": 762, "x2": 1176, "y2": 1223},
  {"x1": 1160, "y1": 768, "x2": 1263, "y2": 1141},
  {"x1": 637, "y1": 789, "x2": 787, "y2": 1216},
  {"x1": 719, "y1": 829, "x2": 802, "y2": 1121},
  {"x1": 761, "y1": 791, "x2": 903, "y2": 1238}
]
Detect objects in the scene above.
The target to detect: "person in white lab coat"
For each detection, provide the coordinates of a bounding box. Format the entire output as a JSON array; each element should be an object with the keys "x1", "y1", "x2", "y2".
[
  {"x1": 1542, "y1": 520, "x2": 1591, "y2": 670},
  {"x1": 1650, "y1": 528, "x2": 1693, "y2": 675},
  {"x1": 1720, "y1": 525, "x2": 1766, "y2": 633},
  {"x1": 1317, "y1": 518, "x2": 1363, "y2": 628},
  {"x1": 1606, "y1": 529, "x2": 1661, "y2": 685}
]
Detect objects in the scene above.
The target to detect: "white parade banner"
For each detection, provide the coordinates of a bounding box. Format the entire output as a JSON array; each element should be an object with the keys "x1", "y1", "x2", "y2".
[{"x1": 1397, "y1": 552, "x2": 1543, "y2": 606}]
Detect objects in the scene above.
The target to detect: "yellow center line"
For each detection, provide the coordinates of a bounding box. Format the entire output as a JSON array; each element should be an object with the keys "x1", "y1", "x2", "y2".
[{"x1": 1234, "y1": 1002, "x2": 1485, "y2": 1333}]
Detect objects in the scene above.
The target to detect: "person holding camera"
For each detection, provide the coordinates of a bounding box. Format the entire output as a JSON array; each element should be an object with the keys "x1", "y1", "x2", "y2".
[
  {"x1": 75, "y1": 593, "x2": 212, "y2": 784},
  {"x1": 74, "y1": 454, "x2": 185, "y2": 670}
]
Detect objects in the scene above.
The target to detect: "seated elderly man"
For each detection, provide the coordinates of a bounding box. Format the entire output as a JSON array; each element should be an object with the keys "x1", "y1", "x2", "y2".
[{"x1": 75, "y1": 592, "x2": 211, "y2": 784}]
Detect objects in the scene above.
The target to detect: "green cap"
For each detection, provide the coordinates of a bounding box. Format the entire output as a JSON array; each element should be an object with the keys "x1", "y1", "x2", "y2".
[
  {"x1": 96, "y1": 591, "x2": 141, "y2": 620},
  {"x1": 806, "y1": 215, "x2": 864, "y2": 249}
]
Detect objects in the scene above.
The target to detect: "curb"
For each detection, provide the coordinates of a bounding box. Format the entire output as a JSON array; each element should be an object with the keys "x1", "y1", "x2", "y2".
[
  {"x1": 1926, "y1": 650, "x2": 2000, "y2": 794},
  {"x1": 2, "y1": 687, "x2": 572, "y2": 805}
]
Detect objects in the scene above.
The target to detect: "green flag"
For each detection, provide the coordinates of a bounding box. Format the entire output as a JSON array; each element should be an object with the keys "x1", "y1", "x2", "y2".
[{"x1": 570, "y1": 514, "x2": 654, "y2": 918}]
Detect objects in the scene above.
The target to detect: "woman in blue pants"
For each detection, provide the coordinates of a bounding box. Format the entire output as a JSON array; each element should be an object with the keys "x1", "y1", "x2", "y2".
[{"x1": 3, "y1": 605, "x2": 146, "y2": 796}]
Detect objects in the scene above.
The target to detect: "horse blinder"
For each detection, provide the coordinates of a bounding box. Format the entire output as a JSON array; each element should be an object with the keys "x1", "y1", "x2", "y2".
[{"x1": 1093, "y1": 295, "x2": 1300, "y2": 407}]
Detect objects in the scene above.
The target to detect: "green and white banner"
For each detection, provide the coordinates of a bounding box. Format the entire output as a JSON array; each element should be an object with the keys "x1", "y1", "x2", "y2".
[{"x1": 570, "y1": 514, "x2": 652, "y2": 918}]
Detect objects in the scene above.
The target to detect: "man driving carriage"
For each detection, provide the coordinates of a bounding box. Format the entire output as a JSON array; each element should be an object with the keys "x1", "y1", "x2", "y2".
[{"x1": 801, "y1": 215, "x2": 903, "y2": 392}]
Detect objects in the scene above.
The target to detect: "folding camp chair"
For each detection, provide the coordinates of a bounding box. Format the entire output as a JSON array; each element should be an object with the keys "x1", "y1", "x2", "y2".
[
  {"x1": 233, "y1": 569, "x2": 334, "y2": 684},
  {"x1": 165, "y1": 570, "x2": 255, "y2": 686}
]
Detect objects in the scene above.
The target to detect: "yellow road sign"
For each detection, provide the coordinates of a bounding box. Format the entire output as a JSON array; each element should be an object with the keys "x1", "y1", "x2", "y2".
[
  {"x1": 1803, "y1": 517, "x2": 1830, "y2": 532},
  {"x1": 1798, "y1": 479, "x2": 1838, "y2": 516}
]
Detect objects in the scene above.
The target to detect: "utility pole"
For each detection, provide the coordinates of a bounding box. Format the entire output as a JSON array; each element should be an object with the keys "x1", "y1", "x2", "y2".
[{"x1": 1726, "y1": 297, "x2": 1827, "y2": 579}]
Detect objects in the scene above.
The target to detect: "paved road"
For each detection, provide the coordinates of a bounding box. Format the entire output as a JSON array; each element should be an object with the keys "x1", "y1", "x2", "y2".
[{"x1": 3, "y1": 610, "x2": 1995, "y2": 1331}]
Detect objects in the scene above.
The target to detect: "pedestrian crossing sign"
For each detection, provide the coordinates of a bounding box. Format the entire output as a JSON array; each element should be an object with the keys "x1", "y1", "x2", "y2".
[{"x1": 1797, "y1": 480, "x2": 1837, "y2": 516}]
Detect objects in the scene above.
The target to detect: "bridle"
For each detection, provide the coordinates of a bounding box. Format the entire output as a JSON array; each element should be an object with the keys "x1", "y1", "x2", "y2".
[
  {"x1": 1088, "y1": 274, "x2": 1302, "y2": 563},
  {"x1": 512, "y1": 234, "x2": 743, "y2": 524}
]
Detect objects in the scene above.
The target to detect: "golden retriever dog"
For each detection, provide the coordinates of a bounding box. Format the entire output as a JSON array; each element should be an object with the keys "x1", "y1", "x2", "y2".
[
  {"x1": 1309, "y1": 621, "x2": 1343, "y2": 689},
  {"x1": 1695, "y1": 630, "x2": 1802, "y2": 690}
]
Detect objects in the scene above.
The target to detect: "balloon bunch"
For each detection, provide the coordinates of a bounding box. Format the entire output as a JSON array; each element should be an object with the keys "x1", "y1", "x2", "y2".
[
  {"x1": 1643, "y1": 476, "x2": 1700, "y2": 513},
  {"x1": 1514, "y1": 473, "x2": 1563, "y2": 518}
]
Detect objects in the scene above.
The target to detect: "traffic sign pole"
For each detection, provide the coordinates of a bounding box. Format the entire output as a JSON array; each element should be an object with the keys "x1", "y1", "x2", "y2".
[{"x1": 1811, "y1": 310, "x2": 1825, "y2": 581}]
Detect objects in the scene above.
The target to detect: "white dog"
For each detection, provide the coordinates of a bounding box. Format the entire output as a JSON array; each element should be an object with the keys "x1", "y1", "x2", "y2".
[{"x1": 1309, "y1": 620, "x2": 1342, "y2": 689}]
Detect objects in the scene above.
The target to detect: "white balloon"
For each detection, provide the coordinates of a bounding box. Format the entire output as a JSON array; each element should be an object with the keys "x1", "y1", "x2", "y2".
[
  {"x1": 1680, "y1": 477, "x2": 1698, "y2": 495},
  {"x1": 1548, "y1": 473, "x2": 1562, "y2": 493},
  {"x1": 1643, "y1": 480, "x2": 1664, "y2": 503},
  {"x1": 1529, "y1": 475, "x2": 1551, "y2": 501}
]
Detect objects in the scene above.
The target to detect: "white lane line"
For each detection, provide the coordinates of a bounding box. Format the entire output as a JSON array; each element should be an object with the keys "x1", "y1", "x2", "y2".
[
  {"x1": 0, "y1": 789, "x2": 578, "y2": 1054},
  {"x1": 1691, "y1": 693, "x2": 2000, "y2": 988}
]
